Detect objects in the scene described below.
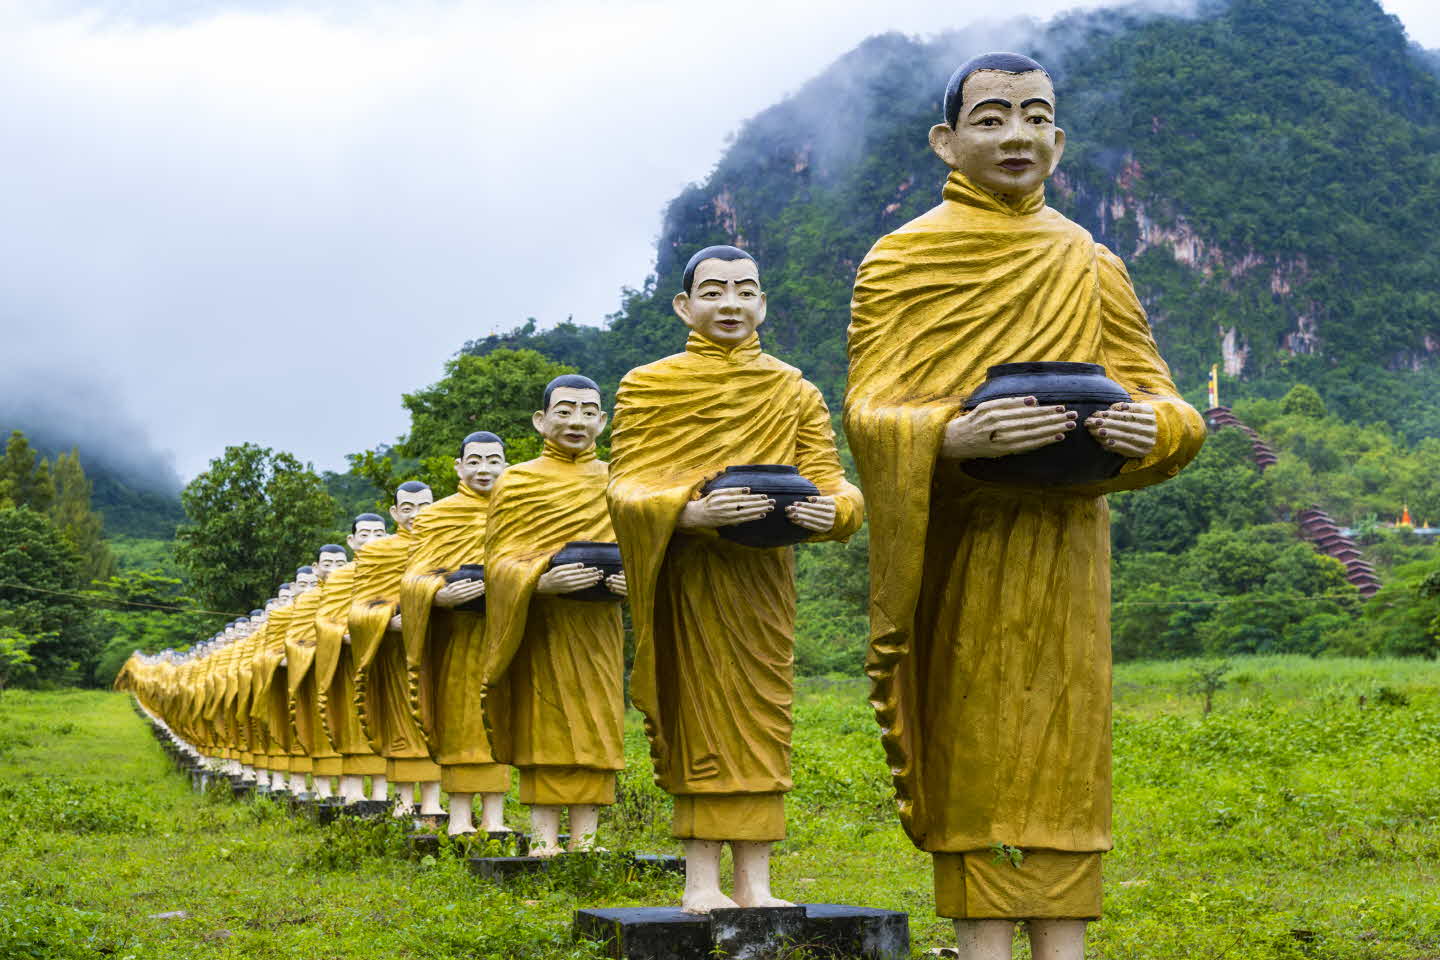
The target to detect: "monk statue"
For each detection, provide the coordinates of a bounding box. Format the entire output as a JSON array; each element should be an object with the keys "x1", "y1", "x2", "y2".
[
  {"x1": 323, "y1": 515, "x2": 391, "y2": 804},
  {"x1": 482, "y1": 375, "x2": 627, "y2": 857},
  {"x1": 349, "y1": 485, "x2": 442, "y2": 817},
  {"x1": 281, "y1": 566, "x2": 321, "y2": 796},
  {"x1": 285, "y1": 546, "x2": 350, "y2": 800},
  {"x1": 608, "y1": 245, "x2": 864, "y2": 912},
  {"x1": 845, "y1": 53, "x2": 1206, "y2": 960},
  {"x1": 252, "y1": 583, "x2": 296, "y2": 792},
  {"x1": 400, "y1": 431, "x2": 513, "y2": 836}
]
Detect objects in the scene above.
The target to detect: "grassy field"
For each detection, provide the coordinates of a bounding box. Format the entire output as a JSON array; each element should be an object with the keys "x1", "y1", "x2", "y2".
[{"x1": 1, "y1": 656, "x2": 1438, "y2": 959}]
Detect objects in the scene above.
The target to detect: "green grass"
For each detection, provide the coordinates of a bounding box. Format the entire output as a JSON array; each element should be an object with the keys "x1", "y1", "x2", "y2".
[{"x1": 1, "y1": 656, "x2": 1438, "y2": 958}]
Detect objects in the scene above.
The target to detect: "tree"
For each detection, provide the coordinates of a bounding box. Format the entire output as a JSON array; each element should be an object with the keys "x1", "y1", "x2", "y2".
[
  {"x1": 175, "y1": 444, "x2": 337, "y2": 611},
  {"x1": 1281, "y1": 384, "x2": 1327, "y2": 419},
  {"x1": 0, "y1": 629, "x2": 36, "y2": 700},
  {"x1": 382, "y1": 349, "x2": 580, "y2": 498},
  {"x1": 49, "y1": 448, "x2": 115, "y2": 584},
  {"x1": 0, "y1": 506, "x2": 98, "y2": 685},
  {"x1": 87, "y1": 570, "x2": 221, "y2": 686},
  {"x1": 0, "y1": 430, "x2": 54, "y2": 513}
]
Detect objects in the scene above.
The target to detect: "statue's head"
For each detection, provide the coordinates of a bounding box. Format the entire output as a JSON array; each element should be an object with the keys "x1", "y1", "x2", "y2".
[
  {"x1": 348, "y1": 513, "x2": 388, "y2": 554},
  {"x1": 930, "y1": 52, "x2": 1064, "y2": 202},
  {"x1": 250, "y1": 608, "x2": 267, "y2": 626},
  {"x1": 277, "y1": 582, "x2": 294, "y2": 604},
  {"x1": 534, "y1": 375, "x2": 607, "y2": 456},
  {"x1": 390, "y1": 481, "x2": 434, "y2": 532},
  {"x1": 293, "y1": 566, "x2": 319, "y2": 594},
  {"x1": 264, "y1": 597, "x2": 280, "y2": 612},
  {"x1": 455, "y1": 431, "x2": 507, "y2": 495},
  {"x1": 673, "y1": 245, "x2": 765, "y2": 347},
  {"x1": 316, "y1": 544, "x2": 348, "y2": 578}
]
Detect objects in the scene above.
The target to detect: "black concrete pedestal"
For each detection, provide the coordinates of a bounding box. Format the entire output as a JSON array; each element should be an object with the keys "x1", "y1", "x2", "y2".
[
  {"x1": 314, "y1": 798, "x2": 346, "y2": 824},
  {"x1": 573, "y1": 904, "x2": 908, "y2": 960},
  {"x1": 407, "y1": 832, "x2": 441, "y2": 858},
  {"x1": 231, "y1": 779, "x2": 256, "y2": 801},
  {"x1": 344, "y1": 799, "x2": 391, "y2": 819},
  {"x1": 469, "y1": 852, "x2": 686, "y2": 883}
]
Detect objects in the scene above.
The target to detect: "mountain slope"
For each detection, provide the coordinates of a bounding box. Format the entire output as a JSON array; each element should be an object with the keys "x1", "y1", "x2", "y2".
[{"x1": 473, "y1": 0, "x2": 1440, "y2": 439}]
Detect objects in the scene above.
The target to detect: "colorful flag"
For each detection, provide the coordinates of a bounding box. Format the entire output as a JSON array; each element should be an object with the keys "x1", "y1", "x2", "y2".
[{"x1": 1207, "y1": 364, "x2": 1219, "y2": 409}]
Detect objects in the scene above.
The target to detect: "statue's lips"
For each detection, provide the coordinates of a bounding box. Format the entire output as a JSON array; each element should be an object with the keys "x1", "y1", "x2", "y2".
[{"x1": 998, "y1": 158, "x2": 1034, "y2": 171}]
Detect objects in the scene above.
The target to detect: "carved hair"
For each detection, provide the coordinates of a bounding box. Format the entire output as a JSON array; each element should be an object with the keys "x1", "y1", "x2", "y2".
[
  {"x1": 682, "y1": 244, "x2": 757, "y2": 293},
  {"x1": 542, "y1": 374, "x2": 603, "y2": 412},
  {"x1": 944, "y1": 52, "x2": 1049, "y2": 129}
]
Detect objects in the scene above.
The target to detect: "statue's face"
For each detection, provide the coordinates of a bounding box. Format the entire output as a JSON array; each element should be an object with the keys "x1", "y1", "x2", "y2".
[
  {"x1": 673, "y1": 258, "x2": 766, "y2": 347},
  {"x1": 277, "y1": 587, "x2": 294, "y2": 605},
  {"x1": 929, "y1": 69, "x2": 1064, "y2": 201},
  {"x1": 351, "y1": 520, "x2": 388, "y2": 547},
  {"x1": 390, "y1": 488, "x2": 434, "y2": 532},
  {"x1": 316, "y1": 550, "x2": 347, "y2": 578},
  {"x1": 253, "y1": 611, "x2": 268, "y2": 625},
  {"x1": 533, "y1": 387, "x2": 607, "y2": 456},
  {"x1": 455, "y1": 441, "x2": 507, "y2": 495},
  {"x1": 293, "y1": 571, "x2": 319, "y2": 594}
]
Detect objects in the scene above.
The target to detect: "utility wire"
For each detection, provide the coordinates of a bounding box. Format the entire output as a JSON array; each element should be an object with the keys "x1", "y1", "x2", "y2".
[
  {"x1": 0, "y1": 581, "x2": 243, "y2": 618},
  {"x1": 3, "y1": 578, "x2": 1367, "y2": 616}
]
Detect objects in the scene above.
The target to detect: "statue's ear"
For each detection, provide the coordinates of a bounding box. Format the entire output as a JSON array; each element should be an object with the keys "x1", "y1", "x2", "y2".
[
  {"x1": 929, "y1": 122, "x2": 961, "y2": 170},
  {"x1": 673, "y1": 291, "x2": 697, "y2": 329},
  {"x1": 1049, "y1": 126, "x2": 1066, "y2": 176},
  {"x1": 532, "y1": 409, "x2": 546, "y2": 432}
]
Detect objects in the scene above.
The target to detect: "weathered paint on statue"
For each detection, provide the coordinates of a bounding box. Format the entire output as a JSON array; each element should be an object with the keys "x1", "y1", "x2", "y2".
[
  {"x1": 481, "y1": 376, "x2": 627, "y2": 858},
  {"x1": 608, "y1": 246, "x2": 864, "y2": 913},
  {"x1": 844, "y1": 52, "x2": 1206, "y2": 960},
  {"x1": 399, "y1": 431, "x2": 513, "y2": 836}
]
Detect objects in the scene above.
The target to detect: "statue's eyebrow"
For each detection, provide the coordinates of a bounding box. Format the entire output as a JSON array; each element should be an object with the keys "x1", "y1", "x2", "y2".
[
  {"x1": 967, "y1": 98, "x2": 1012, "y2": 115},
  {"x1": 1021, "y1": 97, "x2": 1053, "y2": 110}
]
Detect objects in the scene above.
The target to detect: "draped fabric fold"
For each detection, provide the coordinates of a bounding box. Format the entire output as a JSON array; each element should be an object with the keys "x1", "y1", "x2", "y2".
[
  {"x1": 608, "y1": 332, "x2": 864, "y2": 809},
  {"x1": 481, "y1": 442, "x2": 624, "y2": 784},
  {"x1": 846, "y1": 169, "x2": 1206, "y2": 868}
]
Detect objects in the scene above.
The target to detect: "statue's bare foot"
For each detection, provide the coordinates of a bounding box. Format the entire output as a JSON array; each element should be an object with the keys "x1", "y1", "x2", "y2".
[
  {"x1": 447, "y1": 823, "x2": 475, "y2": 837},
  {"x1": 681, "y1": 890, "x2": 740, "y2": 914},
  {"x1": 529, "y1": 841, "x2": 564, "y2": 859},
  {"x1": 733, "y1": 894, "x2": 794, "y2": 909}
]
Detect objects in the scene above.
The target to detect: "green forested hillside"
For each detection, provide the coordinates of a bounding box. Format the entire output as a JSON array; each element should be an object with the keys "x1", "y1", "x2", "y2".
[{"x1": 470, "y1": 0, "x2": 1440, "y2": 441}]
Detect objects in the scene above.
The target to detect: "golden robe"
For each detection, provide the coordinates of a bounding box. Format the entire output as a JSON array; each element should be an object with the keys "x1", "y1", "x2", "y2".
[
  {"x1": 608, "y1": 332, "x2": 864, "y2": 840},
  {"x1": 400, "y1": 484, "x2": 511, "y2": 794},
  {"x1": 349, "y1": 528, "x2": 439, "y2": 782},
  {"x1": 482, "y1": 442, "x2": 624, "y2": 806},
  {"x1": 232, "y1": 633, "x2": 260, "y2": 766},
  {"x1": 314, "y1": 564, "x2": 384, "y2": 776},
  {"x1": 286, "y1": 587, "x2": 342, "y2": 777},
  {"x1": 846, "y1": 170, "x2": 1206, "y2": 919},
  {"x1": 253, "y1": 603, "x2": 299, "y2": 773}
]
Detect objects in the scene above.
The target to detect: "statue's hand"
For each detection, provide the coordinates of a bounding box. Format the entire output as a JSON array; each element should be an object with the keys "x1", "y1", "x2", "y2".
[
  {"x1": 786, "y1": 494, "x2": 836, "y2": 533},
  {"x1": 434, "y1": 578, "x2": 485, "y2": 608},
  {"x1": 678, "y1": 488, "x2": 775, "y2": 531},
  {"x1": 940, "y1": 397, "x2": 1076, "y2": 461},
  {"x1": 605, "y1": 571, "x2": 627, "y2": 598},
  {"x1": 537, "y1": 562, "x2": 604, "y2": 595},
  {"x1": 1085, "y1": 402, "x2": 1157, "y2": 458},
  {"x1": 342, "y1": 632, "x2": 351, "y2": 645},
  {"x1": 388, "y1": 614, "x2": 402, "y2": 631}
]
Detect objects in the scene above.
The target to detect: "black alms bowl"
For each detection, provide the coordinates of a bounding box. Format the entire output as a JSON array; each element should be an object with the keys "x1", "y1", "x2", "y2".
[
  {"x1": 443, "y1": 564, "x2": 485, "y2": 613},
  {"x1": 700, "y1": 464, "x2": 821, "y2": 548},
  {"x1": 960, "y1": 362, "x2": 1131, "y2": 487},
  {"x1": 548, "y1": 541, "x2": 623, "y2": 602}
]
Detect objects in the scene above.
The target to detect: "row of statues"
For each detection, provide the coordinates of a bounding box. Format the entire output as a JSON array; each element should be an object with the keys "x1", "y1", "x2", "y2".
[{"x1": 119, "y1": 53, "x2": 1204, "y2": 960}]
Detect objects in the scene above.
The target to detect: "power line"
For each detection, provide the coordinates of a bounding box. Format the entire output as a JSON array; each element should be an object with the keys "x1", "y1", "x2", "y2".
[{"x1": 0, "y1": 581, "x2": 243, "y2": 618}]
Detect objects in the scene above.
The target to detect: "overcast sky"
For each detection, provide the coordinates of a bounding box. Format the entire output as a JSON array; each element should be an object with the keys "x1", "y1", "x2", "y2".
[{"x1": 4, "y1": 0, "x2": 1438, "y2": 486}]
